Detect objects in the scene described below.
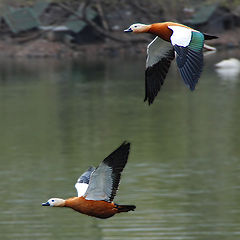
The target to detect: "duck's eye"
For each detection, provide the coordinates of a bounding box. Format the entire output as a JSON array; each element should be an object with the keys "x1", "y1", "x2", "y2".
[
  {"x1": 134, "y1": 26, "x2": 137, "y2": 28},
  {"x1": 51, "y1": 200, "x2": 54, "y2": 202}
]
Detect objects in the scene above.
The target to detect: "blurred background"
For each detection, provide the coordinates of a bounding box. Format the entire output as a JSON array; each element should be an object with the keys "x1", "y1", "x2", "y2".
[
  {"x1": 0, "y1": 1, "x2": 240, "y2": 240},
  {"x1": 0, "y1": 0, "x2": 238, "y2": 56}
]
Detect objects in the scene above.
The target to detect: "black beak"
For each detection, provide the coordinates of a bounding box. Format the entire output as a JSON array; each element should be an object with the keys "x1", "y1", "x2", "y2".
[
  {"x1": 42, "y1": 202, "x2": 50, "y2": 206},
  {"x1": 124, "y1": 28, "x2": 133, "y2": 32}
]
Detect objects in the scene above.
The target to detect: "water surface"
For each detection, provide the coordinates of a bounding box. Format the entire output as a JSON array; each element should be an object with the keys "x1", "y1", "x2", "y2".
[{"x1": 0, "y1": 50, "x2": 240, "y2": 240}]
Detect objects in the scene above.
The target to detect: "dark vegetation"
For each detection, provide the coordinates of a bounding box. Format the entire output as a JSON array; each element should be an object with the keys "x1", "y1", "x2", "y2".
[{"x1": 0, "y1": 0, "x2": 239, "y2": 57}]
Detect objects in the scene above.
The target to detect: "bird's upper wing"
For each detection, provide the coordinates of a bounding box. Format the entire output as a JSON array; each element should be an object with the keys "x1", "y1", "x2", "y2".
[
  {"x1": 83, "y1": 142, "x2": 130, "y2": 202},
  {"x1": 75, "y1": 166, "x2": 95, "y2": 197},
  {"x1": 145, "y1": 36, "x2": 175, "y2": 105},
  {"x1": 168, "y1": 26, "x2": 204, "y2": 90}
]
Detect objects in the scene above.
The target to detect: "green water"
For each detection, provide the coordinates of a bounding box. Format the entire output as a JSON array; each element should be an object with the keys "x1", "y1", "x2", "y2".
[{"x1": 0, "y1": 51, "x2": 240, "y2": 240}]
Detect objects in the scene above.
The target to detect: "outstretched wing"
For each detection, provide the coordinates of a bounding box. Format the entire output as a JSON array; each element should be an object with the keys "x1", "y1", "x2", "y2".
[
  {"x1": 75, "y1": 166, "x2": 95, "y2": 197},
  {"x1": 169, "y1": 26, "x2": 204, "y2": 90},
  {"x1": 145, "y1": 37, "x2": 175, "y2": 105},
  {"x1": 84, "y1": 142, "x2": 130, "y2": 202}
]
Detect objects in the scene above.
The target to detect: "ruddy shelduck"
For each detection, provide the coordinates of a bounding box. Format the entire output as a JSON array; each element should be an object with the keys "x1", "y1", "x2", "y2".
[
  {"x1": 124, "y1": 22, "x2": 218, "y2": 104},
  {"x1": 42, "y1": 142, "x2": 136, "y2": 219}
]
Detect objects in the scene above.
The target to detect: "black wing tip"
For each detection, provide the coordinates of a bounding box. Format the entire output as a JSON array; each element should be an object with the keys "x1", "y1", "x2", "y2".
[
  {"x1": 104, "y1": 141, "x2": 131, "y2": 166},
  {"x1": 145, "y1": 50, "x2": 174, "y2": 106},
  {"x1": 121, "y1": 141, "x2": 130, "y2": 148},
  {"x1": 144, "y1": 96, "x2": 154, "y2": 105},
  {"x1": 105, "y1": 141, "x2": 131, "y2": 202},
  {"x1": 120, "y1": 141, "x2": 131, "y2": 155}
]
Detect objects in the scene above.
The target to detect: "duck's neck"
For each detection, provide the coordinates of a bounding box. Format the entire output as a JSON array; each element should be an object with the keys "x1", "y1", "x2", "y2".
[
  {"x1": 65, "y1": 197, "x2": 80, "y2": 208},
  {"x1": 139, "y1": 24, "x2": 151, "y2": 33},
  {"x1": 58, "y1": 200, "x2": 66, "y2": 207}
]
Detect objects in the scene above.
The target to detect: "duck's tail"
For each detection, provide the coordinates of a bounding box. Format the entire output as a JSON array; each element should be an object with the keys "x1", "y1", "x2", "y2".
[
  {"x1": 116, "y1": 204, "x2": 136, "y2": 212},
  {"x1": 203, "y1": 33, "x2": 218, "y2": 40}
]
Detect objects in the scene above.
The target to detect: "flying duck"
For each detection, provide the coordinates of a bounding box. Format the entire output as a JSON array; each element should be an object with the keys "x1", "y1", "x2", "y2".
[
  {"x1": 42, "y1": 142, "x2": 135, "y2": 219},
  {"x1": 124, "y1": 22, "x2": 218, "y2": 104}
]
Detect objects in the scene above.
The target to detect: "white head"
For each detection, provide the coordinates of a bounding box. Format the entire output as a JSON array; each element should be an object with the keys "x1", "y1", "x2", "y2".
[
  {"x1": 42, "y1": 198, "x2": 65, "y2": 207},
  {"x1": 124, "y1": 23, "x2": 150, "y2": 33}
]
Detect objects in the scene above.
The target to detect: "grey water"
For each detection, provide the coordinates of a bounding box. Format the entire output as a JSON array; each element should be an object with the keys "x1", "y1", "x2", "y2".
[{"x1": 0, "y1": 50, "x2": 240, "y2": 240}]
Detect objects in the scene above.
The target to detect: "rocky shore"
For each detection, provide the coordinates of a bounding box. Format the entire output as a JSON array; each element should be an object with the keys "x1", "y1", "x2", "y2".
[
  {"x1": 0, "y1": 1, "x2": 239, "y2": 59},
  {"x1": 0, "y1": 27, "x2": 239, "y2": 59}
]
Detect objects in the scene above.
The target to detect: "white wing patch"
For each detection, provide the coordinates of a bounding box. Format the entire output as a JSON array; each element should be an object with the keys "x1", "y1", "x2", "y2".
[
  {"x1": 75, "y1": 183, "x2": 89, "y2": 197},
  {"x1": 146, "y1": 37, "x2": 172, "y2": 67},
  {"x1": 74, "y1": 166, "x2": 95, "y2": 197},
  {"x1": 168, "y1": 26, "x2": 192, "y2": 47}
]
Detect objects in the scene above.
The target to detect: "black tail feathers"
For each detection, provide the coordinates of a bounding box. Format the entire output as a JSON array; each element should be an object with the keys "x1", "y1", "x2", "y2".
[
  {"x1": 116, "y1": 204, "x2": 136, "y2": 212},
  {"x1": 203, "y1": 33, "x2": 218, "y2": 40}
]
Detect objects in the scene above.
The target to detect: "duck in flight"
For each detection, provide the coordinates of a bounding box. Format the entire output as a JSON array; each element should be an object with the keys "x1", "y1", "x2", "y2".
[
  {"x1": 42, "y1": 142, "x2": 135, "y2": 219},
  {"x1": 124, "y1": 22, "x2": 218, "y2": 104}
]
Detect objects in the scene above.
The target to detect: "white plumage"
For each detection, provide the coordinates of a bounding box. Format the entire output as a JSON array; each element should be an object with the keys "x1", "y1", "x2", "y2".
[
  {"x1": 75, "y1": 183, "x2": 89, "y2": 197},
  {"x1": 146, "y1": 36, "x2": 173, "y2": 67},
  {"x1": 168, "y1": 26, "x2": 192, "y2": 47}
]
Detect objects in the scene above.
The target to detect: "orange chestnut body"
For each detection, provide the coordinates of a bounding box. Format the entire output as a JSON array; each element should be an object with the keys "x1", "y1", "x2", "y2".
[
  {"x1": 65, "y1": 197, "x2": 118, "y2": 219},
  {"x1": 148, "y1": 22, "x2": 194, "y2": 41}
]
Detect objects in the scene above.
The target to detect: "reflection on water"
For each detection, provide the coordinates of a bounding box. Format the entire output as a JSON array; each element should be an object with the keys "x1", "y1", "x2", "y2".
[
  {"x1": 0, "y1": 50, "x2": 240, "y2": 240},
  {"x1": 216, "y1": 67, "x2": 240, "y2": 81},
  {"x1": 215, "y1": 59, "x2": 240, "y2": 82}
]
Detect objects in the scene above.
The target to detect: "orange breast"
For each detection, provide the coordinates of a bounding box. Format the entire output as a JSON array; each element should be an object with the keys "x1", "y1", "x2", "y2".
[{"x1": 65, "y1": 197, "x2": 118, "y2": 219}]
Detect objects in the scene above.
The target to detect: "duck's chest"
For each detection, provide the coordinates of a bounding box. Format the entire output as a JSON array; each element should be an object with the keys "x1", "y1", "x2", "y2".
[{"x1": 67, "y1": 197, "x2": 117, "y2": 219}]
